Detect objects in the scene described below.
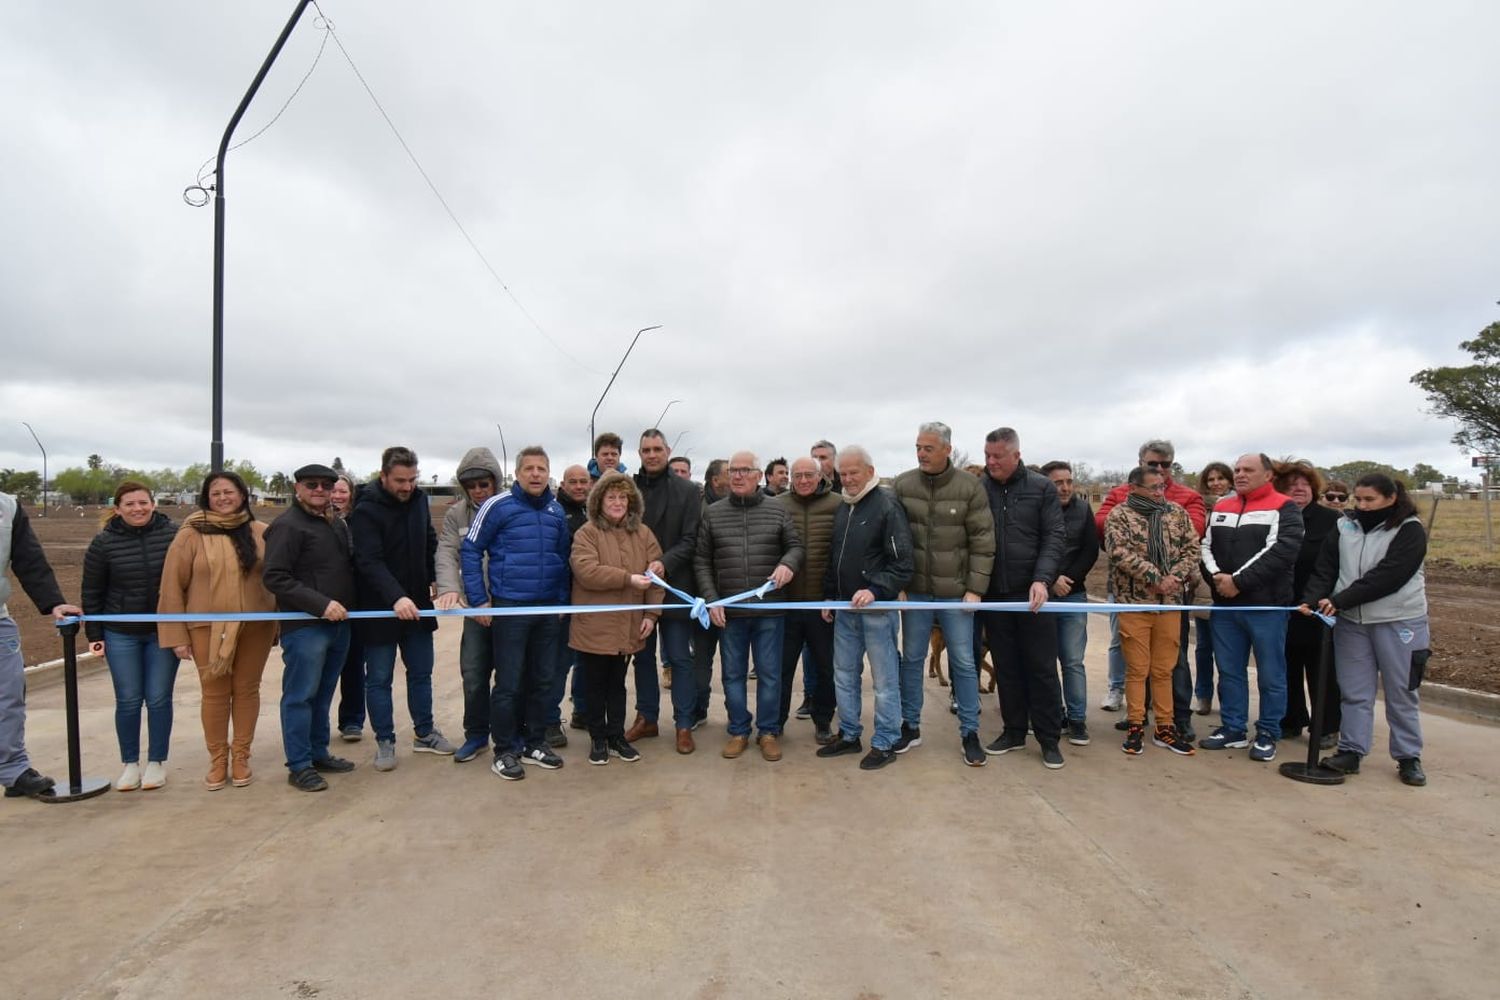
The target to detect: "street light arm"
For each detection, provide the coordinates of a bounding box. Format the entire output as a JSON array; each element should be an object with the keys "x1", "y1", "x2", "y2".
[
  {"x1": 21, "y1": 421, "x2": 47, "y2": 515},
  {"x1": 589, "y1": 325, "x2": 661, "y2": 449}
]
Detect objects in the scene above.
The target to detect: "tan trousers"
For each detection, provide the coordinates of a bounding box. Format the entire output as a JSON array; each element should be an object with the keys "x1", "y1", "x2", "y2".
[
  {"x1": 189, "y1": 622, "x2": 276, "y2": 761},
  {"x1": 1118, "y1": 610, "x2": 1182, "y2": 727}
]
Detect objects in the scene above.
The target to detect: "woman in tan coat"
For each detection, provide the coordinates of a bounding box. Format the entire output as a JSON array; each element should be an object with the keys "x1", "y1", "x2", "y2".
[
  {"x1": 569, "y1": 472, "x2": 663, "y2": 765},
  {"x1": 158, "y1": 472, "x2": 276, "y2": 790}
]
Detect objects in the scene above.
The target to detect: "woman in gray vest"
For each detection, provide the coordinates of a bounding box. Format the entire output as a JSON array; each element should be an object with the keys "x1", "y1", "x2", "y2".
[{"x1": 1301, "y1": 473, "x2": 1429, "y2": 787}]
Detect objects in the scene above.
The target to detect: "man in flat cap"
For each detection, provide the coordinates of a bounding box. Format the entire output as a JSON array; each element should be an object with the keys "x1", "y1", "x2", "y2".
[{"x1": 263, "y1": 463, "x2": 360, "y2": 791}]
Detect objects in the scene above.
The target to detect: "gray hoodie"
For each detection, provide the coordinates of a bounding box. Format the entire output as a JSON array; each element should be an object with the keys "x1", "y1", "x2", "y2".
[{"x1": 435, "y1": 446, "x2": 505, "y2": 600}]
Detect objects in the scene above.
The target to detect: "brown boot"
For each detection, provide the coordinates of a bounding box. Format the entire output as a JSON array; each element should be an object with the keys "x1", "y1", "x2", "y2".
[
  {"x1": 675, "y1": 728, "x2": 695, "y2": 754},
  {"x1": 230, "y1": 750, "x2": 253, "y2": 787},
  {"x1": 204, "y1": 749, "x2": 229, "y2": 791},
  {"x1": 722, "y1": 734, "x2": 749, "y2": 759},
  {"x1": 624, "y1": 714, "x2": 659, "y2": 742},
  {"x1": 757, "y1": 733, "x2": 783, "y2": 762}
]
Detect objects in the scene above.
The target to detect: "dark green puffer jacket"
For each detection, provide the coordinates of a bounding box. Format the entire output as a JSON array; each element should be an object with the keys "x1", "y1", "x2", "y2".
[
  {"x1": 770, "y1": 480, "x2": 840, "y2": 601},
  {"x1": 892, "y1": 462, "x2": 994, "y2": 598}
]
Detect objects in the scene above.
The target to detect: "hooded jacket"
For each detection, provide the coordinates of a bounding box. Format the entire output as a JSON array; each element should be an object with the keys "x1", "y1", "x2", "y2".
[
  {"x1": 461, "y1": 481, "x2": 572, "y2": 607},
  {"x1": 436, "y1": 447, "x2": 505, "y2": 600},
  {"x1": 568, "y1": 473, "x2": 664, "y2": 654},
  {"x1": 1200, "y1": 482, "x2": 1304, "y2": 606},
  {"x1": 980, "y1": 465, "x2": 1065, "y2": 596},
  {"x1": 892, "y1": 461, "x2": 994, "y2": 598},
  {"x1": 80, "y1": 510, "x2": 179, "y2": 641},
  {"x1": 694, "y1": 488, "x2": 804, "y2": 616},
  {"x1": 825, "y1": 485, "x2": 914, "y2": 601},
  {"x1": 349, "y1": 479, "x2": 438, "y2": 643},
  {"x1": 770, "y1": 479, "x2": 840, "y2": 601}
]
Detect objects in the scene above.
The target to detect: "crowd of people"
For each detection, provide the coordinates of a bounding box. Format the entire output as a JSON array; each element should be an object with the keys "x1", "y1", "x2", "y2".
[{"x1": 0, "y1": 425, "x2": 1432, "y2": 800}]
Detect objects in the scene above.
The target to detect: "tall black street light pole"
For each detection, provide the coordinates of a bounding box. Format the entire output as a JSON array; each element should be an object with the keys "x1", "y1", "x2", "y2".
[
  {"x1": 653, "y1": 399, "x2": 682, "y2": 430},
  {"x1": 209, "y1": 0, "x2": 313, "y2": 472},
  {"x1": 495, "y1": 423, "x2": 509, "y2": 484},
  {"x1": 589, "y1": 325, "x2": 661, "y2": 451},
  {"x1": 21, "y1": 421, "x2": 47, "y2": 516}
]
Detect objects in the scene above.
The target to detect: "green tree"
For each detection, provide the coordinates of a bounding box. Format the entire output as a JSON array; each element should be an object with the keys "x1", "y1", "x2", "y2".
[
  {"x1": 0, "y1": 469, "x2": 42, "y2": 503},
  {"x1": 1325, "y1": 460, "x2": 1409, "y2": 488},
  {"x1": 332, "y1": 456, "x2": 346, "y2": 474},
  {"x1": 1409, "y1": 463, "x2": 1446, "y2": 486},
  {"x1": 268, "y1": 471, "x2": 292, "y2": 496},
  {"x1": 87, "y1": 453, "x2": 104, "y2": 471},
  {"x1": 226, "y1": 459, "x2": 266, "y2": 492},
  {"x1": 150, "y1": 467, "x2": 186, "y2": 494},
  {"x1": 1411, "y1": 321, "x2": 1500, "y2": 456},
  {"x1": 53, "y1": 466, "x2": 113, "y2": 504}
]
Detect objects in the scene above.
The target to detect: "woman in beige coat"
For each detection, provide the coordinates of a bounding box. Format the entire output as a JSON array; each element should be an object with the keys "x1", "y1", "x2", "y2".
[
  {"x1": 158, "y1": 472, "x2": 276, "y2": 790},
  {"x1": 569, "y1": 472, "x2": 663, "y2": 765}
]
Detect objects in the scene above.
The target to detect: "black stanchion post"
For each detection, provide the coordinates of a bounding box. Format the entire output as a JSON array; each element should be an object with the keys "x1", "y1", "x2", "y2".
[
  {"x1": 1279, "y1": 624, "x2": 1344, "y2": 786},
  {"x1": 42, "y1": 621, "x2": 110, "y2": 803}
]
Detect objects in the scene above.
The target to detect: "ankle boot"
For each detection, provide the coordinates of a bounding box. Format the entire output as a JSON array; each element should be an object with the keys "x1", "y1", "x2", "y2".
[
  {"x1": 205, "y1": 749, "x2": 229, "y2": 791},
  {"x1": 230, "y1": 749, "x2": 253, "y2": 787}
]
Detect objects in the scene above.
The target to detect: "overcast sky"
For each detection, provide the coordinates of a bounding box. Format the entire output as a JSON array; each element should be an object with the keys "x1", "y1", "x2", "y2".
[{"x1": 2, "y1": 1, "x2": 1497, "y2": 487}]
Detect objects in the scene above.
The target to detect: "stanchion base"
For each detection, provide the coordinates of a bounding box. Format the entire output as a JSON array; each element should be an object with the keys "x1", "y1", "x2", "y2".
[
  {"x1": 37, "y1": 777, "x2": 112, "y2": 803},
  {"x1": 1278, "y1": 762, "x2": 1345, "y2": 785}
]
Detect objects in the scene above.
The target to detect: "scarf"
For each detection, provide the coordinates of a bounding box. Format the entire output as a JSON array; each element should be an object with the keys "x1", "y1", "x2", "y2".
[
  {"x1": 1125, "y1": 493, "x2": 1170, "y2": 574},
  {"x1": 842, "y1": 478, "x2": 879, "y2": 505},
  {"x1": 183, "y1": 509, "x2": 253, "y2": 678}
]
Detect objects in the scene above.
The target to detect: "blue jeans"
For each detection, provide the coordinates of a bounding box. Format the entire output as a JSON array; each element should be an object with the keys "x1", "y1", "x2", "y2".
[
  {"x1": 1106, "y1": 598, "x2": 1127, "y2": 693},
  {"x1": 631, "y1": 629, "x2": 660, "y2": 721},
  {"x1": 1210, "y1": 610, "x2": 1288, "y2": 739},
  {"x1": 279, "y1": 622, "x2": 351, "y2": 771},
  {"x1": 103, "y1": 628, "x2": 181, "y2": 763},
  {"x1": 1193, "y1": 617, "x2": 1216, "y2": 700},
  {"x1": 364, "y1": 629, "x2": 436, "y2": 744},
  {"x1": 719, "y1": 615, "x2": 784, "y2": 737},
  {"x1": 899, "y1": 596, "x2": 980, "y2": 736},
  {"x1": 489, "y1": 610, "x2": 561, "y2": 752},
  {"x1": 1053, "y1": 593, "x2": 1089, "y2": 722},
  {"x1": 659, "y1": 617, "x2": 697, "y2": 731},
  {"x1": 833, "y1": 609, "x2": 902, "y2": 750}
]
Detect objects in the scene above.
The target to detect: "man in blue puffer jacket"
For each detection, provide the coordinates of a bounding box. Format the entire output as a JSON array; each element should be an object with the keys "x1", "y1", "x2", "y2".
[{"x1": 460, "y1": 446, "x2": 572, "y2": 782}]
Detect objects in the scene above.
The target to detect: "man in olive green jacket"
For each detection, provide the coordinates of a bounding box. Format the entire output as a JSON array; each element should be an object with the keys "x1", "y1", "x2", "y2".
[
  {"x1": 892, "y1": 421, "x2": 995, "y2": 766},
  {"x1": 771, "y1": 456, "x2": 841, "y2": 740}
]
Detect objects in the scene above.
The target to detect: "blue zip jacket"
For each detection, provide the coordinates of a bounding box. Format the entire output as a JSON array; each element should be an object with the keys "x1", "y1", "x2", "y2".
[{"x1": 460, "y1": 482, "x2": 571, "y2": 607}]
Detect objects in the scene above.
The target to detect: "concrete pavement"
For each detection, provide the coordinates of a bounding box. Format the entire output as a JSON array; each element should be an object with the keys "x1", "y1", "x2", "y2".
[{"x1": 4, "y1": 615, "x2": 1498, "y2": 999}]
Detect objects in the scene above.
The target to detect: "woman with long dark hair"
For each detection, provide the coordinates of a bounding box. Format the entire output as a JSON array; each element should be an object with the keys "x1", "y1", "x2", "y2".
[
  {"x1": 157, "y1": 472, "x2": 276, "y2": 790},
  {"x1": 1303, "y1": 473, "x2": 1430, "y2": 787},
  {"x1": 82, "y1": 481, "x2": 181, "y2": 791},
  {"x1": 1190, "y1": 461, "x2": 1233, "y2": 715},
  {"x1": 1274, "y1": 459, "x2": 1342, "y2": 747}
]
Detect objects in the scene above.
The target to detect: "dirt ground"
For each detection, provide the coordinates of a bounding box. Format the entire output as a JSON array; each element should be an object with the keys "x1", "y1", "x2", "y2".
[{"x1": 10, "y1": 503, "x2": 1500, "y2": 695}]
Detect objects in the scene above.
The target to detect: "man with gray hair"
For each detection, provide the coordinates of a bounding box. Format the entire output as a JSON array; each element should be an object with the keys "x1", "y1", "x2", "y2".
[
  {"x1": 695, "y1": 450, "x2": 804, "y2": 761},
  {"x1": 893, "y1": 422, "x2": 995, "y2": 766},
  {"x1": 811, "y1": 440, "x2": 842, "y2": 492},
  {"x1": 1095, "y1": 439, "x2": 1206, "y2": 741}
]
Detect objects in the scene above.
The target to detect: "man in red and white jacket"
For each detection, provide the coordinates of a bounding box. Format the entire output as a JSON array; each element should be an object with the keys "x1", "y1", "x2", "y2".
[{"x1": 1198, "y1": 453, "x2": 1304, "y2": 762}]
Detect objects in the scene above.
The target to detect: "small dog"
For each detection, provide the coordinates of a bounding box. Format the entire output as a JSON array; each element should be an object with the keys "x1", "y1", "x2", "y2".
[{"x1": 927, "y1": 626, "x2": 997, "y2": 694}]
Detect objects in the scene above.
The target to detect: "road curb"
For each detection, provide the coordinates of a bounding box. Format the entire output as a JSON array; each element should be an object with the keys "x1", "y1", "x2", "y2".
[
  {"x1": 22, "y1": 652, "x2": 103, "y2": 688},
  {"x1": 1421, "y1": 681, "x2": 1500, "y2": 722}
]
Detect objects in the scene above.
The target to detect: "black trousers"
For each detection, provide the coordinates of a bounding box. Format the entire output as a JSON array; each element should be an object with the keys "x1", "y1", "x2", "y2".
[
  {"x1": 778, "y1": 609, "x2": 835, "y2": 728},
  {"x1": 692, "y1": 624, "x2": 720, "y2": 719},
  {"x1": 579, "y1": 651, "x2": 629, "y2": 741},
  {"x1": 1283, "y1": 617, "x2": 1341, "y2": 737},
  {"x1": 982, "y1": 602, "x2": 1062, "y2": 745},
  {"x1": 335, "y1": 628, "x2": 366, "y2": 729}
]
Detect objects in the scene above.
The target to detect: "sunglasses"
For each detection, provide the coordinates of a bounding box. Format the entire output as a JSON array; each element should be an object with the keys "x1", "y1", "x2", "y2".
[
  {"x1": 301, "y1": 480, "x2": 335, "y2": 491},
  {"x1": 1323, "y1": 492, "x2": 1347, "y2": 501},
  {"x1": 1143, "y1": 460, "x2": 1173, "y2": 470}
]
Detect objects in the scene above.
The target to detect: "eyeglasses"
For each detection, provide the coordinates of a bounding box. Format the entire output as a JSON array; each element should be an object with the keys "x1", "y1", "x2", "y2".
[
  {"x1": 1143, "y1": 460, "x2": 1173, "y2": 470},
  {"x1": 790, "y1": 472, "x2": 820, "y2": 480},
  {"x1": 728, "y1": 467, "x2": 758, "y2": 476},
  {"x1": 1323, "y1": 492, "x2": 1347, "y2": 501},
  {"x1": 301, "y1": 480, "x2": 334, "y2": 491}
]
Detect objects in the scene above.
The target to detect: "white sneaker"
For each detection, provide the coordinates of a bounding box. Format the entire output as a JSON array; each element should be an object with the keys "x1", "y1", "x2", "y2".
[
  {"x1": 141, "y1": 761, "x2": 167, "y2": 790},
  {"x1": 1100, "y1": 689, "x2": 1123, "y2": 712},
  {"x1": 116, "y1": 762, "x2": 141, "y2": 791}
]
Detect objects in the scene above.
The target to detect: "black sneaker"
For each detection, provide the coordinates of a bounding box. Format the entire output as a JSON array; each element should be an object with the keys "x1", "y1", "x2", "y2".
[
  {"x1": 1114, "y1": 717, "x2": 1134, "y2": 732},
  {"x1": 892, "y1": 723, "x2": 922, "y2": 754},
  {"x1": 859, "y1": 747, "x2": 897, "y2": 770},
  {"x1": 1122, "y1": 726, "x2": 1144, "y2": 755},
  {"x1": 569, "y1": 712, "x2": 588, "y2": 731},
  {"x1": 1040, "y1": 743, "x2": 1065, "y2": 769},
  {"x1": 491, "y1": 752, "x2": 525, "y2": 780},
  {"x1": 795, "y1": 699, "x2": 812, "y2": 720},
  {"x1": 962, "y1": 732, "x2": 986, "y2": 767},
  {"x1": 1066, "y1": 720, "x2": 1090, "y2": 746},
  {"x1": 1398, "y1": 757, "x2": 1426, "y2": 786},
  {"x1": 985, "y1": 732, "x2": 1026, "y2": 756},
  {"x1": 311, "y1": 755, "x2": 356, "y2": 773},
  {"x1": 545, "y1": 724, "x2": 569, "y2": 748},
  {"x1": 691, "y1": 713, "x2": 708, "y2": 731},
  {"x1": 816, "y1": 736, "x2": 863, "y2": 758},
  {"x1": 589, "y1": 739, "x2": 609, "y2": 765},
  {"x1": 287, "y1": 767, "x2": 328, "y2": 792},
  {"x1": 609, "y1": 738, "x2": 641, "y2": 762},
  {"x1": 521, "y1": 745, "x2": 564, "y2": 770},
  {"x1": 1152, "y1": 727, "x2": 1196, "y2": 756},
  {"x1": 3, "y1": 768, "x2": 55, "y2": 798},
  {"x1": 1320, "y1": 750, "x2": 1361, "y2": 774}
]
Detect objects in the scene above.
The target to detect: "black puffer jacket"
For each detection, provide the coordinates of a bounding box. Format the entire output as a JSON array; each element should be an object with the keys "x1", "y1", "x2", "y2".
[
  {"x1": 635, "y1": 467, "x2": 701, "y2": 597},
  {"x1": 825, "y1": 487, "x2": 913, "y2": 601},
  {"x1": 981, "y1": 466, "x2": 1065, "y2": 597},
  {"x1": 694, "y1": 490, "x2": 804, "y2": 617},
  {"x1": 1057, "y1": 496, "x2": 1100, "y2": 597},
  {"x1": 350, "y1": 480, "x2": 437, "y2": 643},
  {"x1": 263, "y1": 502, "x2": 357, "y2": 637},
  {"x1": 81, "y1": 512, "x2": 179, "y2": 641}
]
